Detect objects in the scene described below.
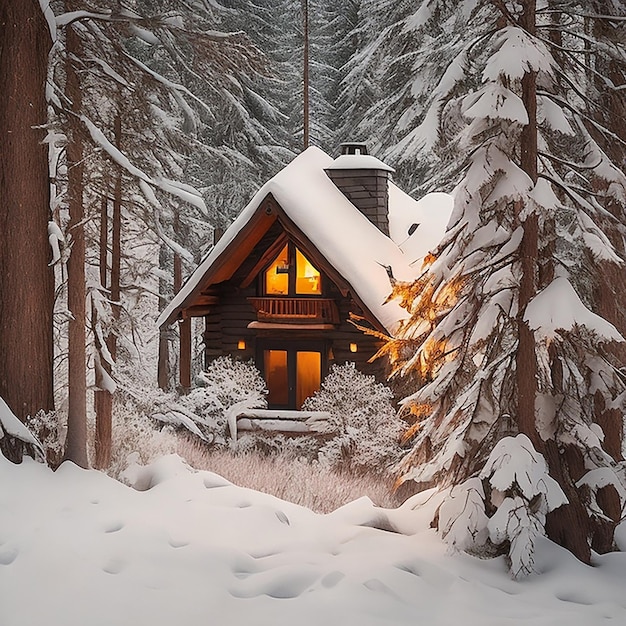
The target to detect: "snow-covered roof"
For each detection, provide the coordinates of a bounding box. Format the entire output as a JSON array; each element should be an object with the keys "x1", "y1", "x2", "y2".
[{"x1": 158, "y1": 146, "x2": 453, "y2": 333}]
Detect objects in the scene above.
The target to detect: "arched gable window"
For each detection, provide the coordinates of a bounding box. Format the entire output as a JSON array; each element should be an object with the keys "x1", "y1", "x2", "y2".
[{"x1": 264, "y1": 243, "x2": 321, "y2": 296}]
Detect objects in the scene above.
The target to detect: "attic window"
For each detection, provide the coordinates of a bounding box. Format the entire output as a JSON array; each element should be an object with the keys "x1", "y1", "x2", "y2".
[{"x1": 264, "y1": 243, "x2": 321, "y2": 296}]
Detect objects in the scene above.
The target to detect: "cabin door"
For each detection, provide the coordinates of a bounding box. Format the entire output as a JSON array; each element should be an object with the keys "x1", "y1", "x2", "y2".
[{"x1": 259, "y1": 341, "x2": 324, "y2": 409}]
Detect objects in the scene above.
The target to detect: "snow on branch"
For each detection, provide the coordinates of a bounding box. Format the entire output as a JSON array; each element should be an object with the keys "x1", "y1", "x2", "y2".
[
  {"x1": 55, "y1": 10, "x2": 116, "y2": 27},
  {"x1": 80, "y1": 115, "x2": 207, "y2": 214},
  {"x1": 438, "y1": 435, "x2": 568, "y2": 578},
  {"x1": 483, "y1": 26, "x2": 554, "y2": 82},
  {"x1": 47, "y1": 221, "x2": 64, "y2": 266},
  {"x1": 524, "y1": 277, "x2": 624, "y2": 342},
  {"x1": 463, "y1": 83, "x2": 528, "y2": 124},
  {"x1": 0, "y1": 397, "x2": 45, "y2": 463},
  {"x1": 438, "y1": 478, "x2": 489, "y2": 553},
  {"x1": 481, "y1": 435, "x2": 567, "y2": 578},
  {"x1": 38, "y1": 0, "x2": 57, "y2": 41},
  {"x1": 480, "y1": 435, "x2": 566, "y2": 509}
]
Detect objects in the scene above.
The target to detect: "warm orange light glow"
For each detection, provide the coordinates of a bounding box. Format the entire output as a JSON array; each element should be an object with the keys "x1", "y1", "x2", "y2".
[
  {"x1": 265, "y1": 350, "x2": 288, "y2": 406},
  {"x1": 295, "y1": 248, "x2": 321, "y2": 294},
  {"x1": 265, "y1": 244, "x2": 289, "y2": 294},
  {"x1": 296, "y1": 351, "x2": 321, "y2": 408},
  {"x1": 264, "y1": 244, "x2": 321, "y2": 296},
  {"x1": 349, "y1": 343, "x2": 358, "y2": 353},
  {"x1": 238, "y1": 340, "x2": 246, "y2": 350}
]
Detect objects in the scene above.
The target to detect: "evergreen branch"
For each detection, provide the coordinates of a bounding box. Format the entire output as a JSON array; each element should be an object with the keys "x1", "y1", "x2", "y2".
[
  {"x1": 537, "y1": 91, "x2": 626, "y2": 148},
  {"x1": 537, "y1": 150, "x2": 602, "y2": 172},
  {"x1": 490, "y1": 0, "x2": 518, "y2": 26},
  {"x1": 534, "y1": 34, "x2": 623, "y2": 92},
  {"x1": 537, "y1": 173, "x2": 621, "y2": 224}
]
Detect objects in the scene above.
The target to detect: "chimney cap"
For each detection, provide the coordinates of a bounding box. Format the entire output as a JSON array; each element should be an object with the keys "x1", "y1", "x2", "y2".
[
  {"x1": 327, "y1": 142, "x2": 394, "y2": 172},
  {"x1": 325, "y1": 153, "x2": 394, "y2": 173},
  {"x1": 340, "y1": 142, "x2": 369, "y2": 156}
]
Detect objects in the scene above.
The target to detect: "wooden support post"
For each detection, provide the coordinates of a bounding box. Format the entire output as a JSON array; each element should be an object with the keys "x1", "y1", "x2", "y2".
[
  {"x1": 173, "y1": 253, "x2": 191, "y2": 390},
  {"x1": 179, "y1": 317, "x2": 192, "y2": 390}
]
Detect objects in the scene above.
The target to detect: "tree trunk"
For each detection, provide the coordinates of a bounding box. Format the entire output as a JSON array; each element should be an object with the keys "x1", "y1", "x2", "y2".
[
  {"x1": 515, "y1": 0, "x2": 539, "y2": 447},
  {"x1": 94, "y1": 115, "x2": 122, "y2": 468},
  {"x1": 0, "y1": 0, "x2": 55, "y2": 450},
  {"x1": 514, "y1": 0, "x2": 592, "y2": 564},
  {"x1": 63, "y1": 17, "x2": 89, "y2": 468}
]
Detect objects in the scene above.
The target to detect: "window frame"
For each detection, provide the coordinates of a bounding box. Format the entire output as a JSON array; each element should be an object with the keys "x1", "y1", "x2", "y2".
[{"x1": 261, "y1": 241, "x2": 323, "y2": 297}]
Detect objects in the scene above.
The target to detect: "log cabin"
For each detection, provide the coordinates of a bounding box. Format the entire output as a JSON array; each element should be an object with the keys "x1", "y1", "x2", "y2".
[{"x1": 158, "y1": 143, "x2": 452, "y2": 410}]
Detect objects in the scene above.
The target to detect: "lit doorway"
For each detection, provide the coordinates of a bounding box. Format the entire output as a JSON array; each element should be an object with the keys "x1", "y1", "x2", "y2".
[{"x1": 259, "y1": 342, "x2": 325, "y2": 409}]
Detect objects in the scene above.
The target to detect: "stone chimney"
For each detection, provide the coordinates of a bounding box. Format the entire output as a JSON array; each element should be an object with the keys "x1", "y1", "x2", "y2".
[{"x1": 325, "y1": 143, "x2": 394, "y2": 237}]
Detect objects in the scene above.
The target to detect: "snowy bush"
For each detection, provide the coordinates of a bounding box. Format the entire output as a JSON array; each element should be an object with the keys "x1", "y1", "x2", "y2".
[
  {"x1": 437, "y1": 434, "x2": 568, "y2": 578},
  {"x1": 234, "y1": 431, "x2": 321, "y2": 459},
  {"x1": 108, "y1": 403, "x2": 179, "y2": 482},
  {"x1": 302, "y1": 363, "x2": 403, "y2": 474},
  {"x1": 25, "y1": 410, "x2": 63, "y2": 467},
  {"x1": 175, "y1": 356, "x2": 268, "y2": 445}
]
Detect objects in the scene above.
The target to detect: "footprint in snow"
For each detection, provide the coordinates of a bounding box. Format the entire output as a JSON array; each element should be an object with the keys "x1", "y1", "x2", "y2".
[
  {"x1": 103, "y1": 521, "x2": 124, "y2": 533},
  {"x1": 230, "y1": 567, "x2": 319, "y2": 599},
  {"x1": 203, "y1": 474, "x2": 230, "y2": 489},
  {"x1": 275, "y1": 510, "x2": 290, "y2": 525},
  {"x1": 102, "y1": 558, "x2": 126, "y2": 575},
  {"x1": 320, "y1": 570, "x2": 345, "y2": 588},
  {"x1": 0, "y1": 546, "x2": 18, "y2": 566}
]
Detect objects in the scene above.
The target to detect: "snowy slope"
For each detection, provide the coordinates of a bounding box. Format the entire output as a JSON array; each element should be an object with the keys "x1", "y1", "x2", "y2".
[{"x1": 2, "y1": 454, "x2": 626, "y2": 626}]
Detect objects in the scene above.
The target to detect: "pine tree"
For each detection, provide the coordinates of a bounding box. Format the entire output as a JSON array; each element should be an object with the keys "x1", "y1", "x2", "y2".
[{"x1": 382, "y1": 0, "x2": 626, "y2": 573}]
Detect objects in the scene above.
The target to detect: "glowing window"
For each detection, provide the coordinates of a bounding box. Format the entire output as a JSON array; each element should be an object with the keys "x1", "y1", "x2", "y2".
[
  {"x1": 262, "y1": 347, "x2": 322, "y2": 409},
  {"x1": 263, "y1": 243, "x2": 321, "y2": 296},
  {"x1": 265, "y1": 244, "x2": 289, "y2": 295},
  {"x1": 295, "y1": 249, "x2": 321, "y2": 295}
]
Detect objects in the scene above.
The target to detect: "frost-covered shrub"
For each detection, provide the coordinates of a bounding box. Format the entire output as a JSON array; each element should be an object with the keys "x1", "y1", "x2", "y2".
[
  {"x1": 234, "y1": 431, "x2": 321, "y2": 459},
  {"x1": 25, "y1": 410, "x2": 63, "y2": 467},
  {"x1": 176, "y1": 356, "x2": 267, "y2": 445},
  {"x1": 437, "y1": 434, "x2": 567, "y2": 578},
  {"x1": 302, "y1": 363, "x2": 403, "y2": 474},
  {"x1": 108, "y1": 403, "x2": 178, "y2": 482}
]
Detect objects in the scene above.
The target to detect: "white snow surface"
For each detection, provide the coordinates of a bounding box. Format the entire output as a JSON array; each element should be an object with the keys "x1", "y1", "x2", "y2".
[
  {"x1": 3, "y1": 454, "x2": 626, "y2": 626},
  {"x1": 524, "y1": 276, "x2": 624, "y2": 342},
  {"x1": 159, "y1": 147, "x2": 453, "y2": 333}
]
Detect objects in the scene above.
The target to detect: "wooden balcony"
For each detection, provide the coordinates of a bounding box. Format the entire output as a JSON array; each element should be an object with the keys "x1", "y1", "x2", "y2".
[{"x1": 248, "y1": 297, "x2": 340, "y2": 325}]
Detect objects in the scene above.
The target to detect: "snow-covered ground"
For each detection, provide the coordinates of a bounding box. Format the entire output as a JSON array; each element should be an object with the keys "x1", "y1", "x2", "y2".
[{"x1": 2, "y1": 453, "x2": 626, "y2": 626}]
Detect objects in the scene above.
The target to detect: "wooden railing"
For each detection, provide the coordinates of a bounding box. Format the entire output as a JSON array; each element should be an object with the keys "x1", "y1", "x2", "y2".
[{"x1": 248, "y1": 297, "x2": 339, "y2": 324}]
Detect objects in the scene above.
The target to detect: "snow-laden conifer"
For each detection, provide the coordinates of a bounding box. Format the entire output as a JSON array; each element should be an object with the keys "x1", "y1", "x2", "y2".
[{"x1": 382, "y1": 0, "x2": 626, "y2": 572}]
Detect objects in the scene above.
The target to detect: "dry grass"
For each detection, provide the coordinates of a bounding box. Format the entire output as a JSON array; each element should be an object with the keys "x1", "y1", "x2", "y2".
[{"x1": 177, "y1": 437, "x2": 402, "y2": 513}]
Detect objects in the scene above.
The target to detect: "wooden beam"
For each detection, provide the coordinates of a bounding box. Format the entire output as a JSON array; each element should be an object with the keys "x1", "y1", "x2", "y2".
[
  {"x1": 179, "y1": 318, "x2": 191, "y2": 390},
  {"x1": 181, "y1": 305, "x2": 214, "y2": 318},
  {"x1": 240, "y1": 232, "x2": 288, "y2": 289}
]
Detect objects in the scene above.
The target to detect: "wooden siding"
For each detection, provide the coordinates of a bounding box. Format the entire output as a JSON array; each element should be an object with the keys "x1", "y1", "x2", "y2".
[{"x1": 201, "y1": 230, "x2": 387, "y2": 381}]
